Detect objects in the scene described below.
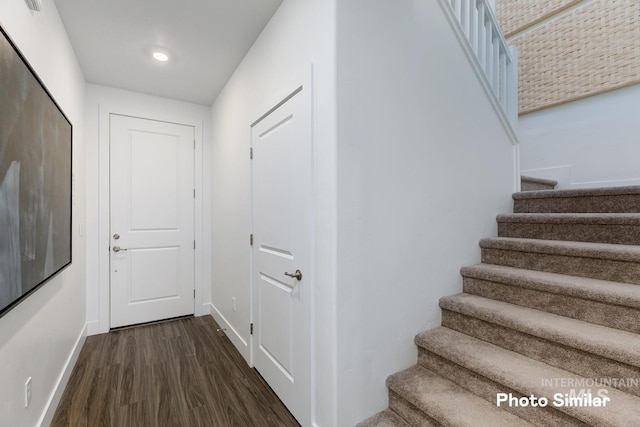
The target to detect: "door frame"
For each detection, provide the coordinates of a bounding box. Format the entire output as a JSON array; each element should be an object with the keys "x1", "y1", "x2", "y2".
[
  {"x1": 248, "y1": 68, "x2": 316, "y2": 425},
  {"x1": 94, "y1": 105, "x2": 206, "y2": 334}
]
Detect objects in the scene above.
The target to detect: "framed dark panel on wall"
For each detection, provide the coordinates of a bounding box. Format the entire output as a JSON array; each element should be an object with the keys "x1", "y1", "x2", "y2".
[{"x1": 0, "y1": 24, "x2": 72, "y2": 317}]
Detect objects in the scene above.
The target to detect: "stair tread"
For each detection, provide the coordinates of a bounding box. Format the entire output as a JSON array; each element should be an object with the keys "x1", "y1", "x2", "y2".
[
  {"x1": 356, "y1": 409, "x2": 411, "y2": 427},
  {"x1": 497, "y1": 213, "x2": 640, "y2": 224},
  {"x1": 513, "y1": 185, "x2": 640, "y2": 200},
  {"x1": 387, "y1": 365, "x2": 535, "y2": 427},
  {"x1": 480, "y1": 237, "x2": 640, "y2": 261},
  {"x1": 461, "y1": 264, "x2": 640, "y2": 309},
  {"x1": 440, "y1": 293, "x2": 640, "y2": 366},
  {"x1": 415, "y1": 327, "x2": 640, "y2": 426}
]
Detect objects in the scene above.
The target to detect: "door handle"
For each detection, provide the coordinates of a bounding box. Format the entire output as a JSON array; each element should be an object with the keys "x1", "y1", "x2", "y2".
[
  {"x1": 284, "y1": 269, "x2": 302, "y2": 281},
  {"x1": 112, "y1": 245, "x2": 128, "y2": 253}
]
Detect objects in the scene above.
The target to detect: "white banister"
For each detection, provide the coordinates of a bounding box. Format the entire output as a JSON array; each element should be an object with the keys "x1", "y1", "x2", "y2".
[
  {"x1": 507, "y1": 45, "x2": 519, "y2": 126},
  {"x1": 441, "y1": 0, "x2": 518, "y2": 133}
]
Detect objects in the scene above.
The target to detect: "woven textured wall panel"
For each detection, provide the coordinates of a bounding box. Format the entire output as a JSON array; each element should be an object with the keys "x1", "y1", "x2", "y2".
[
  {"x1": 497, "y1": 0, "x2": 582, "y2": 37},
  {"x1": 510, "y1": 0, "x2": 640, "y2": 114}
]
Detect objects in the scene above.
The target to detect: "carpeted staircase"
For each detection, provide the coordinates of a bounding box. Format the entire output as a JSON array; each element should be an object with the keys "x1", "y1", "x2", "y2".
[{"x1": 358, "y1": 185, "x2": 640, "y2": 426}]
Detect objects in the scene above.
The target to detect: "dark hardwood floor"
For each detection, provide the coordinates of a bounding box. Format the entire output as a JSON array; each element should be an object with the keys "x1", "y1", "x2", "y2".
[{"x1": 51, "y1": 316, "x2": 300, "y2": 427}]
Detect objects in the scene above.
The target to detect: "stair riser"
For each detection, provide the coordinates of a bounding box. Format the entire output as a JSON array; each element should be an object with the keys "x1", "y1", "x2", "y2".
[
  {"x1": 356, "y1": 409, "x2": 412, "y2": 427},
  {"x1": 441, "y1": 310, "x2": 640, "y2": 397},
  {"x1": 514, "y1": 195, "x2": 640, "y2": 214},
  {"x1": 417, "y1": 349, "x2": 586, "y2": 426},
  {"x1": 497, "y1": 222, "x2": 640, "y2": 245},
  {"x1": 481, "y1": 248, "x2": 640, "y2": 285},
  {"x1": 521, "y1": 182, "x2": 556, "y2": 191},
  {"x1": 462, "y1": 276, "x2": 640, "y2": 334},
  {"x1": 388, "y1": 391, "x2": 441, "y2": 427}
]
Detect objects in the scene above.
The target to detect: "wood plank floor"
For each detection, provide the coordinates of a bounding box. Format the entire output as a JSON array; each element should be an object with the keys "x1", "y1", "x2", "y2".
[{"x1": 51, "y1": 316, "x2": 300, "y2": 427}]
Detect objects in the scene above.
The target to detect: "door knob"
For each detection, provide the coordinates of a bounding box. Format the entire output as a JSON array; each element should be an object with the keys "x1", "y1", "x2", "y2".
[
  {"x1": 112, "y1": 245, "x2": 128, "y2": 253},
  {"x1": 284, "y1": 269, "x2": 302, "y2": 281}
]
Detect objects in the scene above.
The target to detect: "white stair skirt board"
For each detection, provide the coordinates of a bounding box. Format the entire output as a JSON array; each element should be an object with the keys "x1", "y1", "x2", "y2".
[{"x1": 522, "y1": 165, "x2": 640, "y2": 190}]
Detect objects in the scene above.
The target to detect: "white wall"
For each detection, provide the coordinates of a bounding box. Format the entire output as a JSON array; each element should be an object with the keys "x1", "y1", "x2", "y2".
[
  {"x1": 335, "y1": 0, "x2": 516, "y2": 424},
  {"x1": 209, "y1": 0, "x2": 337, "y2": 425},
  {"x1": 0, "y1": 1, "x2": 87, "y2": 426},
  {"x1": 519, "y1": 84, "x2": 640, "y2": 189},
  {"x1": 84, "y1": 84, "x2": 212, "y2": 335}
]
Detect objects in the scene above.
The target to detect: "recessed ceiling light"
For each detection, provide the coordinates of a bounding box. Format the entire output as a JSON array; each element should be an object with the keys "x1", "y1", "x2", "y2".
[
  {"x1": 26, "y1": 0, "x2": 42, "y2": 11},
  {"x1": 153, "y1": 52, "x2": 169, "y2": 62}
]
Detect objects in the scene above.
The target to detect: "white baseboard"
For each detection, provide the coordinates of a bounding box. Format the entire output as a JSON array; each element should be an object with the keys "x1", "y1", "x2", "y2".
[
  {"x1": 86, "y1": 320, "x2": 103, "y2": 336},
  {"x1": 38, "y1": 323, "x2": 87, "y2": 427},
  {"x1": 208, "y1": 303, "x2": 251, "y2": 364}
]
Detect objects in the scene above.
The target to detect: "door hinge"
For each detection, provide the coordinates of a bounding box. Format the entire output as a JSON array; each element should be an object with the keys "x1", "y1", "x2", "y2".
[
  {"x1": 250, "y1": 234, "x2": 253, "y2": 246},
  {"x1": 193, "y1": 189, "x2": 196, "y2": 198},
  {"x1": 194, "y1": 140, "x2": 196, "y2": 149},
  {"x1": 194, "y1": 289, "x2": 196, "y2": 298},
  {"x1": 250, "y1": 147, "x2": 253, "y2": 159},
  {"x1": 194, "y1": 240, "x2": 196, "y2": 249},
  {"x1": 250, "y1": 323, "x2": 254, "y2": 335}
]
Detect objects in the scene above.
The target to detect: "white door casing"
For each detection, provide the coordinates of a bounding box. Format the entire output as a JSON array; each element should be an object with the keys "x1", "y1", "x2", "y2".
[
  {"x1": 251, "y1": 86, "x2": 312, "y2": 425},
  {"x1": 110, "y1": 114, "x2": 195, "y2": 328}
]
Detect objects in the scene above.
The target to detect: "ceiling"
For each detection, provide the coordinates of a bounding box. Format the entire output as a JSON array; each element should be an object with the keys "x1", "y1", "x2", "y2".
[{"x1": 54, "y1": 0, "x2": 283, "y2": 106}]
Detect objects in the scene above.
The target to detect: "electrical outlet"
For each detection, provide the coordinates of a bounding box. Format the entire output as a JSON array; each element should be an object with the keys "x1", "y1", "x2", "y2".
[
  {"x1": 232, "y1": 297, "x2": 236, "y2": 312},
  {"x1": 25, "y1": 377, "x2": 32, "y2": 408}
]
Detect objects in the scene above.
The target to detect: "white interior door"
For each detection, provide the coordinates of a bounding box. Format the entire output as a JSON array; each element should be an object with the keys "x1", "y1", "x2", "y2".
[
  {"x1": 110, "y1": 114, "x2": 195, "y2": 328},
  {"x1": 252, "y1": 87, "x2": 312, "y2": 425}
]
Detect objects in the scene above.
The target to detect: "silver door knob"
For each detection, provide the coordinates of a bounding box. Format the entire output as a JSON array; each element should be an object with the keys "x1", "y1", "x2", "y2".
[
  {"x1": 284, "y1": 269, "x2": 302, "y2": 281},
  {"x1": 112, "y1": 245, "x2": 128, "y2": 252}
]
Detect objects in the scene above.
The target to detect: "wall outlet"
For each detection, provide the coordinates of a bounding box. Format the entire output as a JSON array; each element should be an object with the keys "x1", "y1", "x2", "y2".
[
  {"x1": 232, "y1": 297, "x2": 236, "y2": 312},
  {"x1": 25, "y1": 377, "x2": 32, "y2": 408}
]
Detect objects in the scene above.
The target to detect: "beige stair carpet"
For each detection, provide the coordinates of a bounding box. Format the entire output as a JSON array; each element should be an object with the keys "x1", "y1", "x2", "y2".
[{"x1": 359, "y1": 185, "x2": 640, "y2": 426}]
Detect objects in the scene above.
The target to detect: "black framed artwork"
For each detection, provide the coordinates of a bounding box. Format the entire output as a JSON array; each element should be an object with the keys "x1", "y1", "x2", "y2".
[{"x1": 0, "y1": 24, "x2": 72, "y2": 317}]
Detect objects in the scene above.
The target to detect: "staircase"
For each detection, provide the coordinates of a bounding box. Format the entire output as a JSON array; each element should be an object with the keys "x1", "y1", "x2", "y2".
[{"x1": 358, "y1": 185, "x2": 640, "y2": 426}]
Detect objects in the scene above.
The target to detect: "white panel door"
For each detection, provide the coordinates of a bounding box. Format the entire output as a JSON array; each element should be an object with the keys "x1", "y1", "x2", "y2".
[
  {"x1": 252, "y1": 87, "x2": 312, "y2": 425},
  {"x1": 110, "y1": 114, "x2": 195, "y2": 328}
]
